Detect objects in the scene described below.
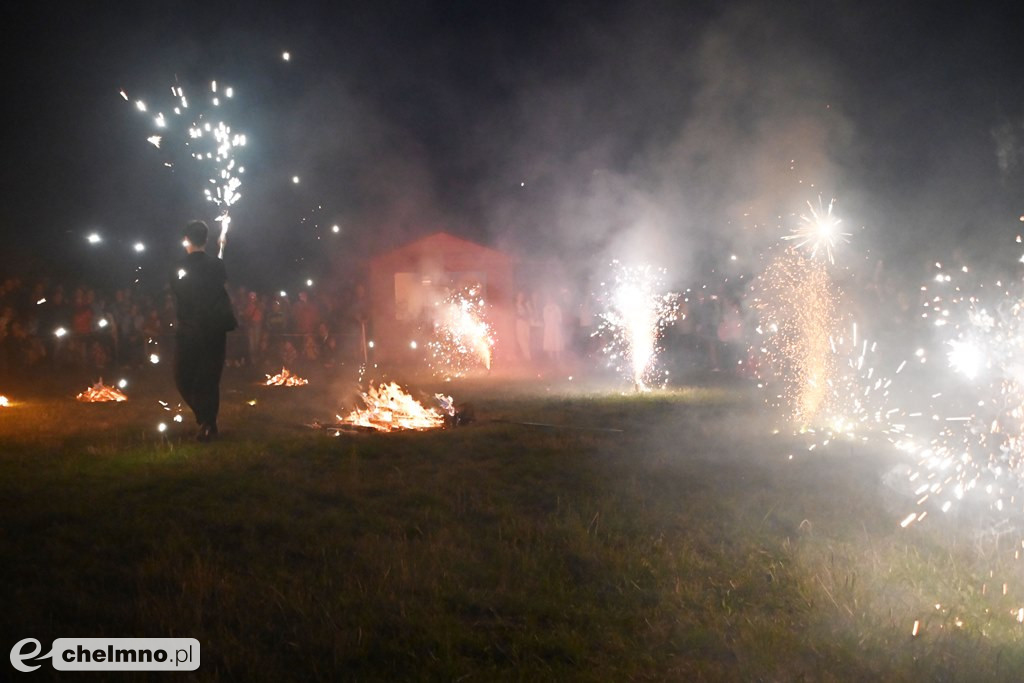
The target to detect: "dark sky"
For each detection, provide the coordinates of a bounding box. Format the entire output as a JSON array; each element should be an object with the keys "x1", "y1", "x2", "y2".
[{"x1": 2, "y1": 0, "x2": 1023, "y2": 291}]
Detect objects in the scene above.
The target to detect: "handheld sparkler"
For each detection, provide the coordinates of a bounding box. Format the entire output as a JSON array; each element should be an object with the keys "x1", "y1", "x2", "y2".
[{"x1": 122, "y1": 79, "x2": 247, "y2": 259}]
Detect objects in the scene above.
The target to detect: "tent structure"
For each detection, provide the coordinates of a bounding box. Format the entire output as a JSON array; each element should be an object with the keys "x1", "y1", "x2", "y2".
[{"x1": 367, "y1": 232, "x2": 516, "y2": 367}]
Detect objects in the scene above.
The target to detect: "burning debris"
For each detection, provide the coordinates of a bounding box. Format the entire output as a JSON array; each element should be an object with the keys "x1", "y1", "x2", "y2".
[
  {"x1": 313, "y1": 382, "x2": 470, "y2": 433},
  {"x1": 265, "y1": 367, "x2": 309, "y2": 386},
  {"x1": 76, "y1": 379, "x2": 127, "y2": 403}
]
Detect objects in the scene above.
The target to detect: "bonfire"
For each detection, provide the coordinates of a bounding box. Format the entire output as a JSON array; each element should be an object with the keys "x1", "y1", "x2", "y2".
[
  {"x1": 315, "y1": 382, "x2": 455, "y2": 433},
  {"x1": 76, "y1": 379, "x2": 127, "y2": 402},
  {"x1": 265, "y1": 367, "x2": 309, "y2": 386}
]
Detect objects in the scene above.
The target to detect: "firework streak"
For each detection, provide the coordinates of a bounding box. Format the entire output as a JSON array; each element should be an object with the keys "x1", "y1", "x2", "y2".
[{"x1": 122, "y1": 80, "x2": 247, "y2": 258}]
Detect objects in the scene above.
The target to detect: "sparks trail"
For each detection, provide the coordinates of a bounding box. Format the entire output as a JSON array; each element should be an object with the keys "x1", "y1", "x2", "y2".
[{"x1": 122, "y1": 80, "x2": 248, "y2": 258}]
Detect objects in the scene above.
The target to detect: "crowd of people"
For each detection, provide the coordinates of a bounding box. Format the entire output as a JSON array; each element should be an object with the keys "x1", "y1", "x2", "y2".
[
  {"x1": 0, "y1": 256, "x2": 918, "y2": 382},
  {"x1": 0, "y1": 276, "x2": 370, "y2": 378}
]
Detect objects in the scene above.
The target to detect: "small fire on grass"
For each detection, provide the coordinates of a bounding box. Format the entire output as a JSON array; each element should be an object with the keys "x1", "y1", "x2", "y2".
[
  {"x1": 76, "y1": 379, "x2": 127, "y2": 402},
  {"x1": 265, "y1": 367, "x2": 309, "y2": 386},
  {"x1": 314, "y1": 382, "x2": 469, "y2": 433}
]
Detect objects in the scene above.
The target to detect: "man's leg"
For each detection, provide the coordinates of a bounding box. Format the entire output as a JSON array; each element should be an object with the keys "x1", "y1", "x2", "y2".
[
  {"x1": 194, "y1": 332, "x2": 227, "y2": 434},
  {"x1": 174, "y1": 333, "x2": 201, "y2": 422}
]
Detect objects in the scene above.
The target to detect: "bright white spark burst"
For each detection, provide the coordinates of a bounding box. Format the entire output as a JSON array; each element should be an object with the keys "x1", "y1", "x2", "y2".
[
  {"x1": 428, "y1": 285, "x2": 495, "y2": 379},
  {"x1": 124, "y1": 80, "x2": 247, "y2": 258},
  {"x1": 782, "y1": 196, "x2": 851, "y2": 265},
  {"x1": 593, "y1": 261, "x2": 679, "y2": 390},
  {"x1": 892, "y1": 263, "x2": 1024, "y2": 527}
]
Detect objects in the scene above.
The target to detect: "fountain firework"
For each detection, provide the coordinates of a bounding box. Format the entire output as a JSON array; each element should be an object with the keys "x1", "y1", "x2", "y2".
[
  {"x1": 593, "y1": 261, "x2": 680, "y2": 390},
  {"x1": 751, "y1": 248, "x2": 841, "y2": 426},
  {"x1": 427, "y1": 285, "x2": 495, "y2": 379}
]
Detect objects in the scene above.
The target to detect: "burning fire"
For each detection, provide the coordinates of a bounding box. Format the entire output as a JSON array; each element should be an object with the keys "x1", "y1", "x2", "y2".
[
  {"x1": 265, "y1": 367, "x2": 309, "y2": 386},
  {"x1": 0, "y1": 395, "x2": 9, "y2": 407},
  {"x1": 325, "y1": 382, "x2": 453, "y2": 432},
  {"x1": 76, "y1": 380, "x2": 127, "y2": 402}
]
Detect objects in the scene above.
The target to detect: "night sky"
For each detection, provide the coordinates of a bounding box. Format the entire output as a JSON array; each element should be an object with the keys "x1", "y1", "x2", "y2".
[{"x1": 2, "y1": 0, "x2": 1023, "y2": 291}]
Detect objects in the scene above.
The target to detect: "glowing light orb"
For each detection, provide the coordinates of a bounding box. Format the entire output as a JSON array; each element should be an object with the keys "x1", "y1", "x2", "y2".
[{"x1": 947, "y1": 340, "x2": 983, "y2": 380}]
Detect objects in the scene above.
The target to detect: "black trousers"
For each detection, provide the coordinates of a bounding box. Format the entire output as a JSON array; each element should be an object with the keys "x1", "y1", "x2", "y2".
[{"x1": 174, "y1": 330, "x2": 226, "y2": 428}]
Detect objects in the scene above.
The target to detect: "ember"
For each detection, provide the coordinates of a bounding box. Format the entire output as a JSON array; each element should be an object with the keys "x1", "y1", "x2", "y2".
[
  {"x1": 76, "y1": 380, "x2": 127, "y2": 402},
  {"x1": 265, "y1": 367, "x2": 309, "y2": 386},
  {"x1": 318, "y1": 382, "x2": 452, "y2": 433}
]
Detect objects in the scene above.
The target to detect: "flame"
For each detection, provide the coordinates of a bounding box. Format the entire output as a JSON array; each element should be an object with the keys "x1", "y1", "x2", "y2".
[
  {"x1": 0, "y1": 395, "x2": 9, "y2": 407},
  {"x1": 76, "y1": 380, "x2": 127, "y2": 402},
  {"x1": 265, "y1": 367, "x2": 309, "y2": 386},
  {"x1": 334, "y1": 382, "x2": 448, "y2": 432}
]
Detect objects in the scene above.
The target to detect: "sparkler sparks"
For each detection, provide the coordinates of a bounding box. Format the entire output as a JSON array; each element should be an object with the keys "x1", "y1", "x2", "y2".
[
  {"x1": 782, "y1": 196, "x2": 850, "y2": 265},
  {"x1": 427, "y1": 285, "x2": 495, "y2": 378},
  {"x1": 124, "y1": 79, "x2": 247, "y2": 258},
  {"x1": 594, "y1": 261, "x2": 680, "y2": 390}
]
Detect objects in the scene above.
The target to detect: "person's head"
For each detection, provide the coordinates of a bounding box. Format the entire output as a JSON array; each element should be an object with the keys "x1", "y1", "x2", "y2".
[{"x1": 182, "y1": 220, "x2": 209, "y2": 252}]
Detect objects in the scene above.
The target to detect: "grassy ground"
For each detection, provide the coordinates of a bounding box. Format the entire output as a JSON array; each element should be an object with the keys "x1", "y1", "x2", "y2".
[{"x1": 2, "y1": 367, "x2": 1024, "y2": 681}]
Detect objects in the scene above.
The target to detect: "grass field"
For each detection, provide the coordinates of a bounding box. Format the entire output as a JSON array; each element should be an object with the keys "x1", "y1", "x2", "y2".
[{"x1": 2, "y1": 367, "x2": 1024, "y2": 681}]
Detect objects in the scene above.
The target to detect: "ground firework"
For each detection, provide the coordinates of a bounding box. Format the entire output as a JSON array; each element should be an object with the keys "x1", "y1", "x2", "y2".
[
  {"x1": 593, "y1": 261, "x2": 679, "y2": 391},
  {"x1": 427, "y1": 285, "x2": 495, "y2": 379}
]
